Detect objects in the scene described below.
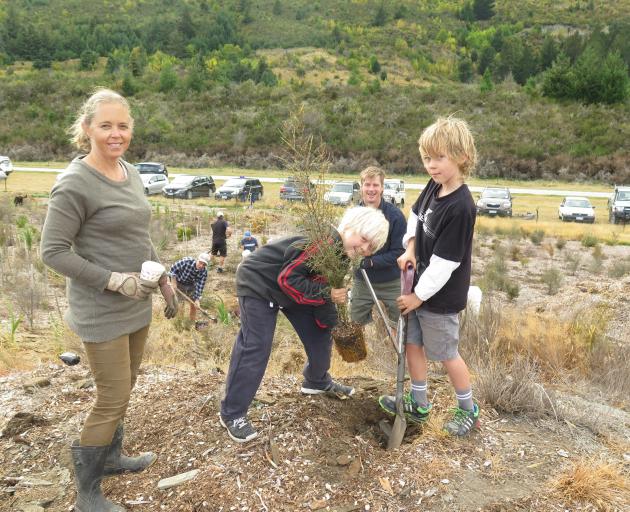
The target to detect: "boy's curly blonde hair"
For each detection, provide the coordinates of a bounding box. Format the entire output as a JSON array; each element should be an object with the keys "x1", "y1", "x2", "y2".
[{"x1": 418, "y1": 115, "x2": 477, "y2": 177}]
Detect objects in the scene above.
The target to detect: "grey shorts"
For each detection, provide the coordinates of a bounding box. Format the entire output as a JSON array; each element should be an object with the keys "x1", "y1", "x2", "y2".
[
  {"x1": 350, "y1": 277, "x2": 400, "y2": 325},
  {"x1": 177, "y1": 282, "x2": 196, "y2": 299},
  {"x1": 406, "y1": 308, "x2": 460, "y2": 361}
]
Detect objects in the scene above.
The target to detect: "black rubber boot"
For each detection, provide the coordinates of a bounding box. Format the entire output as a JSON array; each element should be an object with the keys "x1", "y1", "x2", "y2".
[
  {"x1": 71, "y1": 441, "x2": 125, "y2": 512},
  {"x1": 103, "y1": 424, "x2": 157, "y2": 476}
]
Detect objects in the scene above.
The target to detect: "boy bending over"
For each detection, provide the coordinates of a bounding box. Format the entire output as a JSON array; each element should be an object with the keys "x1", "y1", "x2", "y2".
[{"x1": 221, "y1": 207, "x2": 389, "y2": 443}]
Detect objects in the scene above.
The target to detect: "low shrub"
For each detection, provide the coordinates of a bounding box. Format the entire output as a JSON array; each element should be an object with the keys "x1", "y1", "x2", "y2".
[
  {"x1": 530, "y1": 229, "x2": 545, "y2": 245},
  {"x1": 541, "y1": 266, "x2": 563, "y2": 295},
  {"x1": 581, "y1": 233, "x2": 599, "y2": 247},
  {"x1": 176, "y1": 225, "x2": 193, "y2": 241}
]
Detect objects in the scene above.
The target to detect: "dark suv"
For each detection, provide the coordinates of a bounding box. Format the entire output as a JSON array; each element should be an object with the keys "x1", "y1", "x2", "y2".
[
  {"x1": 608, "y1": 186, "x2": 630, "y2": 224},
  {"x1": 280, "y1": 176, "x2": 316, "y2": 201},
  {"x1": 135, "y1": 162, "x2": 168, "y2": 177},
  {"x1": 162, "y1": 175, "x2": 215, "y2": 199},
  {"x1": 476, "y1": 187, "x2": 512, "y2": 217},
  {"x1": 215, "y1": 177, "x2": 264, "y2": 202}
]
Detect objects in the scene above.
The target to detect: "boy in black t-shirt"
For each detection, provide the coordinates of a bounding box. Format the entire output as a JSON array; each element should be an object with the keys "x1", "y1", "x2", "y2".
[{"x1": 378, "y1": 116, "x2": 480, "y2": 436}]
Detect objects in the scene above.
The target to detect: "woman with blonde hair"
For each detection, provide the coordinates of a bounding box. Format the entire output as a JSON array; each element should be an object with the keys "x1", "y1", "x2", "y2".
[{"x1": 41, "y1": 88, "x2": 178, "y2": 511}]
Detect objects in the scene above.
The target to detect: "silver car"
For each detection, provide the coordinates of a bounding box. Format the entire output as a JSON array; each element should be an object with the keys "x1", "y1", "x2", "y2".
[
  {"x1": 140, "y1": 173, "x2": 169, "y2": 195},
  {"x1": 476, "y1": 187, "x2": 512, "y2": 217},
  {"x1": 324, "y1": 181, "x2": 361, "y2": 206}
]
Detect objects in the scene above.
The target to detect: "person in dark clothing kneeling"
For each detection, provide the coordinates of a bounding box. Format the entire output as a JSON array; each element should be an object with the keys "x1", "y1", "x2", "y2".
[{"x1": 220, "y1": 206, "x2": 389, "y2": 443}]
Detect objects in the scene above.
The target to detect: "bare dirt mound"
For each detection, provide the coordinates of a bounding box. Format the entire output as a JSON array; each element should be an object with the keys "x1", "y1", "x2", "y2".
[{"x1": 3, "y1": 365, "x2": 627, "y2": 512}]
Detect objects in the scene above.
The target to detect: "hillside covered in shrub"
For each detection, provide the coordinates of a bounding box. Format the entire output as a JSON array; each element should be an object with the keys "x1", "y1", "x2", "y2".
[{"x1": 0, "y1": 0, "x2": 629, "y2": 182}]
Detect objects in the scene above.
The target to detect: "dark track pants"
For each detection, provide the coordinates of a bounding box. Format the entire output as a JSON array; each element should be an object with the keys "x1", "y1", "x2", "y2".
[{"x1": 220, "y1": 296, "x2": 333, "y2": 421}]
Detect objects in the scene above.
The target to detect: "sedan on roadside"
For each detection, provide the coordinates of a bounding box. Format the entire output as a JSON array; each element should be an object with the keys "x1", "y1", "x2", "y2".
[
  {"x1": 140, "y1": 173, "x2": 169, "y2": 195},
  {"x1": 162, "y1": 175, "x2": 215, "y2": 199},
  {"x1": 136, "y1": 162, "x2": 168, "y2": 177},
  {"x1": 558, "y1": 196, "x2": 595, "y2": 223},
  {"x1": 279, "y1": 176, "x2": 316, "y2": 201}
]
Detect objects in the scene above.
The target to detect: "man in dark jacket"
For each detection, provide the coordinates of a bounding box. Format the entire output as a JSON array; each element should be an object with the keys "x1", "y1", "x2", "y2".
[
  {"x1": 220, "y1": 207, "x2": 390, "y2": 443},
  {"x1": 350, "y1": 166, "x2": 406, "y2": 328},
  {"x1": 210, "y1": 211, "x2": 230, "y2": 273}
]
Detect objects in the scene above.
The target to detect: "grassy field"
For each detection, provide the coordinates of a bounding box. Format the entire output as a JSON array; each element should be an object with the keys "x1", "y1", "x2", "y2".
[{"x1": 5, "y1": 168, "x2": 630, "y2": 245}]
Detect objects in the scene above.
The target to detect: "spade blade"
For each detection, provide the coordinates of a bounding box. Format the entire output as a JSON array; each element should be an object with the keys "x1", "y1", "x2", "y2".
[{"x1": 386, "y1": 415, "x2": 407, "y2": 450}]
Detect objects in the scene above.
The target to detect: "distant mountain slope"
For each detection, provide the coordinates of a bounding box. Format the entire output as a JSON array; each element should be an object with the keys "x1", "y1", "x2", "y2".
[{"x1": 0, "y1": 0, "x2": 628, "y2": 181}]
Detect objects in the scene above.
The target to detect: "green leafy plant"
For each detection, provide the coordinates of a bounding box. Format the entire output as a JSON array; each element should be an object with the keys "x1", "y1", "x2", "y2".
[
  {"x1": 177, "y1": 225, "x2": 193, "y2": 241},
  {"x1": 15, "y1": 215, "x2": 28, "y2": 229},
  {"x1": 215, "y1": 297, "x2": 231, "y2": 325},
  {"x1": 2, "y1": 307, "x2": 22, "y2": 346}
]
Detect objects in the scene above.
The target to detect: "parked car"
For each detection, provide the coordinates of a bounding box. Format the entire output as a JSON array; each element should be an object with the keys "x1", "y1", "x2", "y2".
[
  {"x1": 0, "y1": 155, "x2": 13, "y2": 176},
  {"x1": 324, "y1": 181, "x2": 360, "y2": 206},
  {"x1": 279, "y1": 176, "x2": 316, "y2": 201},
  {"x1": 140, "y1": 173, "x2": 169, "y2": 195},
  {"x1": 558, "y1": 196, "x2": 595, "y2": 223},
  {"x1": 608, "y1": 185, "x2": 630, "y2": 224},
  {"x1": 383, "y1": 178, "x2": 405, "y2": 207},
  {"x1": 476, "y1": 187, "x2": 512, "y2": 217},
  {"x1": 162, "y1": 175, "x2": 215, "y2": 199},
  {"x1": 135, "y1": 162, "x2": 168, "y2": 177},
  {"x1": 215, "y1": 177, "x2": 264, "y2": 201}
]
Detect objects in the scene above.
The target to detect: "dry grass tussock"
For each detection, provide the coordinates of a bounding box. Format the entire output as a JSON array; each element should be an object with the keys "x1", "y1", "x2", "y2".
[
  {"x1": 475, "y1": 216, "x2": 630, "y2": 246},
  {"x1": 549, "y1": 459, "x2": 630, "y2": 511},
  {"x1": 460, "y1": 298, "x2": 629, "y2": 419}
]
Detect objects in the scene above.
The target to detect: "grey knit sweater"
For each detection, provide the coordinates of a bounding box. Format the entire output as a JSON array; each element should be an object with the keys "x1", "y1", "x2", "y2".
[{"x1": 41, "y1": 157, "x2": 158, "y2": 342}]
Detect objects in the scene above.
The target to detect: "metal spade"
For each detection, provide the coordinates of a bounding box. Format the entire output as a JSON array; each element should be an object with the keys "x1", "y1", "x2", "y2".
[{"x1": 361, "y1": 263, "x2": 415, "y2": 449}]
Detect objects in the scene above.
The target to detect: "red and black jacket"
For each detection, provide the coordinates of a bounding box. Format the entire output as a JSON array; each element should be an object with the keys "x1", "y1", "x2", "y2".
[{"x1": 235, "y1": 233, "x2": 347, "y2": 328}]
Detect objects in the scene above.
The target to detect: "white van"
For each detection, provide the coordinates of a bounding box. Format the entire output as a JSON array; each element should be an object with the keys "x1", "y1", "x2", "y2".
[{"x1": 383, "y1": 179, "x2": 405, "y2": 207}]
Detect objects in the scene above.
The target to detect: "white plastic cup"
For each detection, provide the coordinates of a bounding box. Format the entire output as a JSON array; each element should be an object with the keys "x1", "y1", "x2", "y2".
[{"x1": 140, "y1": 261, "x2": 166, "y2": 283}]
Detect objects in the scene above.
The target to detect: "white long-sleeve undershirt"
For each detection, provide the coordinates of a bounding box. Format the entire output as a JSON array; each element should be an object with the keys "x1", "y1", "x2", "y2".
[
  {"x1": 402, "y1": 211, "x2": 418, "y2": 249},
  {"x1": 414, "y1": 254, "x2": 460, "y2": 301}
]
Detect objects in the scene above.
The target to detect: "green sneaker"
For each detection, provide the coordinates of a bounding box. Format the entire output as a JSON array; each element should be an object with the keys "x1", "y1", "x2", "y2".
[
  {"x1": 378, "y1": 392, "x2": 432, "y2": 424},
  {"x1": 443, "y1": 403, "x2": 480, "y2": 436}
]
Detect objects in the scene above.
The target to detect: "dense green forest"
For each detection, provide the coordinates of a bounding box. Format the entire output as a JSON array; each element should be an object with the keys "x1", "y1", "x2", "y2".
[{"x1": 0, "y1": 0, "x2": 629, "y2": 182}]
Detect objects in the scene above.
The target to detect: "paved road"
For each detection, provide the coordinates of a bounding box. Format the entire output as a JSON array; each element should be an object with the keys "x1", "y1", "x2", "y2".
[{"x1": 13, "y1": 166, "x2": 612, "y2": 198}]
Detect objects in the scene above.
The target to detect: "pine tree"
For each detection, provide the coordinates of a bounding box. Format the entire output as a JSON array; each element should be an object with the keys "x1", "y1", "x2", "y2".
[
  {"x1": 121, "y1": 73, "x2": 137, "y2": 97},
  {"x1": 541, "y1": 54, "x2": 575, "y2": 100},
  {"x1": 129, "y1": 46, "x2": 147, "y2": 77},
  {"x1": 478, "y1": 45, "x2": 496, "y2": 75},
  {"x1": 79, "y1": 50, "x2": 98, "y2": 71},
  {"x1": 458, "y1": 56, "x2": 474, "y2": 83},
  {"x1": 540, "y1": 36, "x2": 558, "y2": 71},
  {"x1": 480, "y1": 68, "x2": 493, "y2": 93},
  {"x1": 372, "y1": 3, "x2": 387, "y2": 27},
  {"x1": 600, "y1": 52, "x2": 629, "y2": 104},
  {"x1": 368, "y1": 55, "x2": 381, "y2": 74},
  {"x1": 159, "y1": 65, "x2": 178, "y2": 92},
  {"x1": 473, "y1": 0, "x2": 496, "y2": 21}
]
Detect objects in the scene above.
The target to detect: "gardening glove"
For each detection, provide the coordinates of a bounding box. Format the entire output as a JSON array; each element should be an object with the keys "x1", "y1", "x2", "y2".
[
  {"x1": 106, "y1": 272, "x2": 157, "y2": 300},
  {"x1": 158, "y1": 274, "x2": 178, "y2": 319}
]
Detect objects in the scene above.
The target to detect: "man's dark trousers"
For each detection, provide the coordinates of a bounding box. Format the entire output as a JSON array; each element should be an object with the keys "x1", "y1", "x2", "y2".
[{"x1": 220, "y1": 296, "x2": 333, "y2": 421}]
